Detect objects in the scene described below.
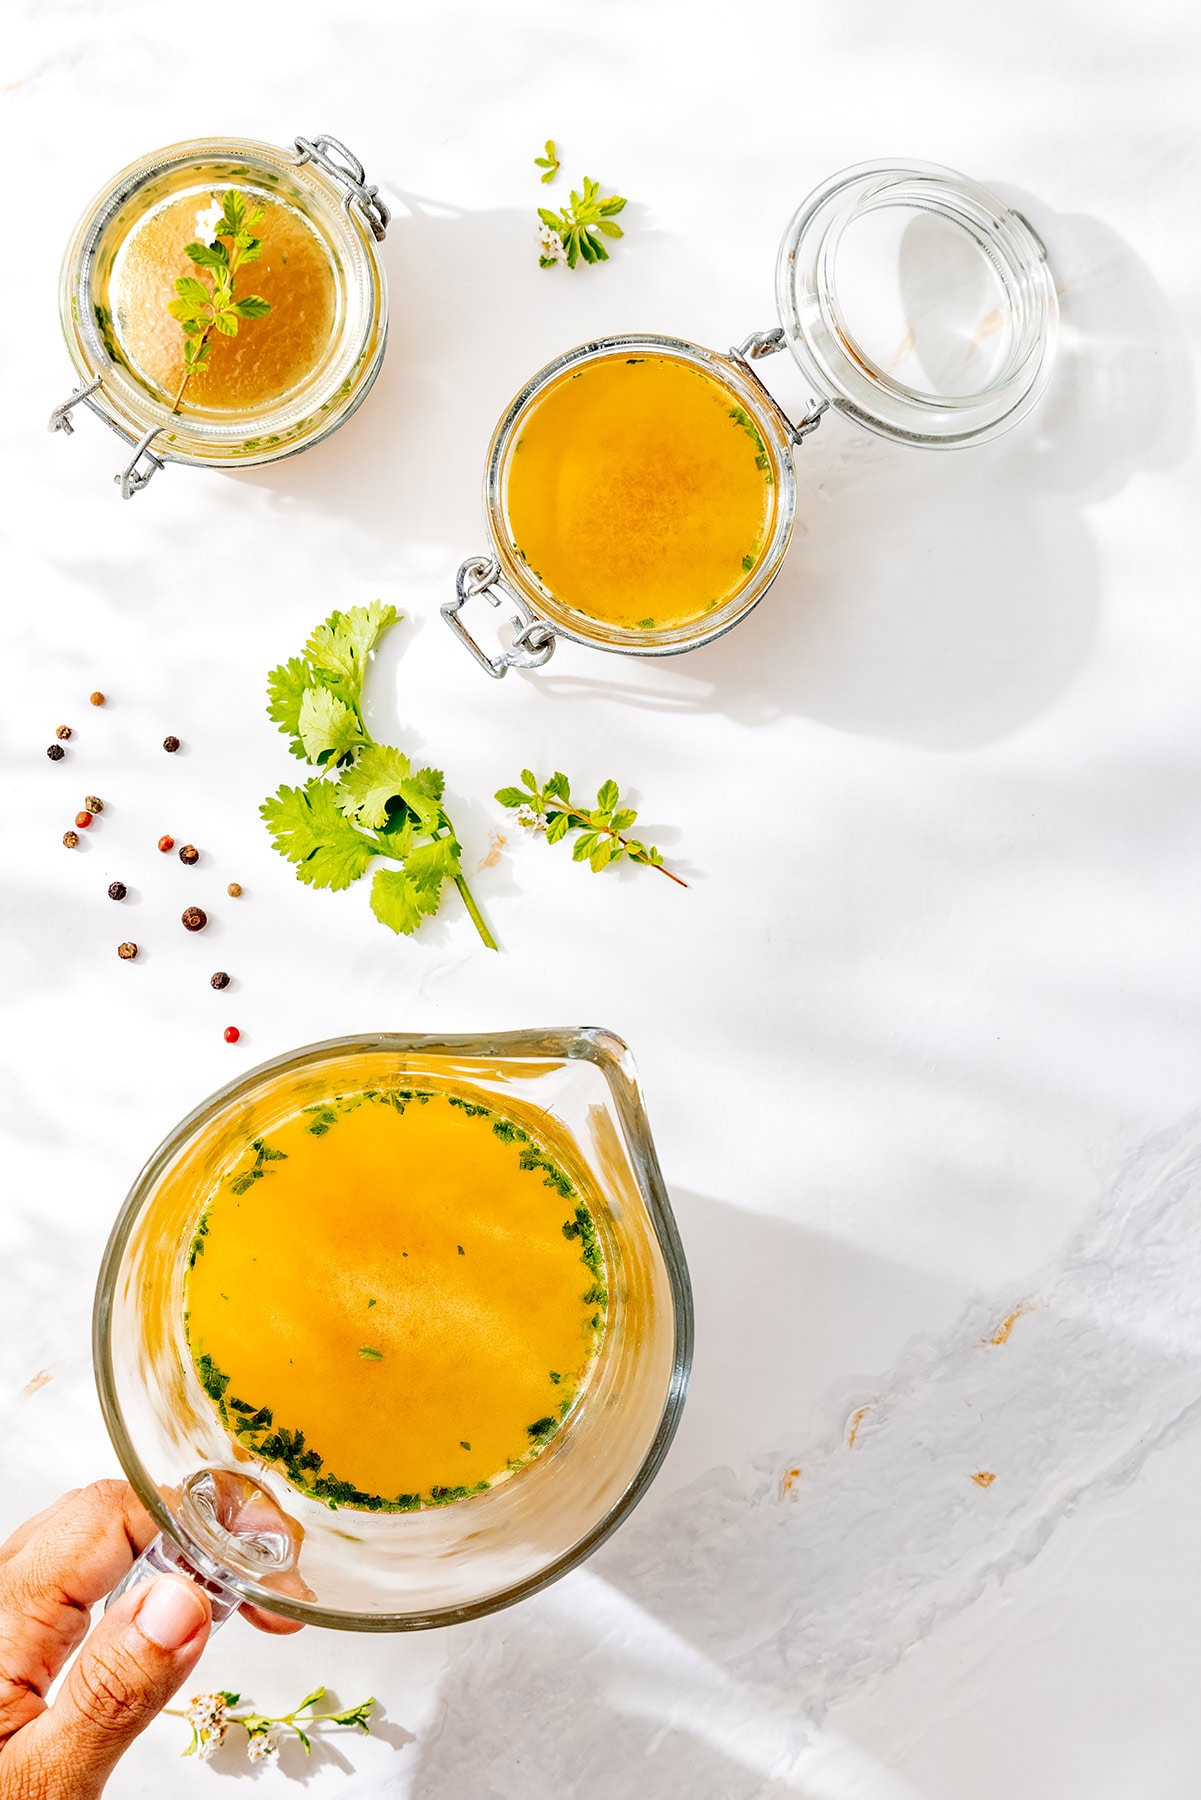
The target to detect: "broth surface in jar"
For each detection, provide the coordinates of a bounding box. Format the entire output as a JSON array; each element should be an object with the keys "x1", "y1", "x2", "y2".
[
  {"x1": 184, "y1": 1087, "x2": 607, "y2": 1511},
  {"x1": 97, "y1": 176, "x2": 338, "y2": 415},
  {"x1": 501, "y1": 353, "x2": 779, "y2": 634}
]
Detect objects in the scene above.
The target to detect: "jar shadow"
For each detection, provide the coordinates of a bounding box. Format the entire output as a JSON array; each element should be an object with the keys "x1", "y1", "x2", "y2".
[{"x1": 531, "y1": 202, "x2": 1194, "y2": 751}]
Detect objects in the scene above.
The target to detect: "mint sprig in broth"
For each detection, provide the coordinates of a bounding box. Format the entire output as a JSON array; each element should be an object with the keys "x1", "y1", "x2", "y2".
[{"x1": 166, "y1": 190, "x2": 271, "y2": 413}]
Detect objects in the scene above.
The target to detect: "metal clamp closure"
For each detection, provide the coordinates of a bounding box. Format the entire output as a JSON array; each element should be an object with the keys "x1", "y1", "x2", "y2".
[
  {"x1": 48, "y1": 379, "x2": 166, "y2": 499},
  {"x1": 730, "y1": 328, "x2": 828, "y2": 443},
  {"x1": 443, "y1": 557, "x2": 558, "y2": 680},
  {"x1": 294, "y1": 134, "x2": 390, "y2": 241}
]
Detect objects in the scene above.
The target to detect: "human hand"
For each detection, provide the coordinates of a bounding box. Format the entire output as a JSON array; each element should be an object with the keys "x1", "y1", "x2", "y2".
[{"x1": 0, "y1": 1480, "x2": 291, "y2": 1799}]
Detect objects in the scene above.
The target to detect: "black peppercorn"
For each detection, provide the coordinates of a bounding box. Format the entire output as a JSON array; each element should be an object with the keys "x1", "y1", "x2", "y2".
[
  {"x1": 163, "y1": 735, "x2": 180, "y2": 753},
  {"x1": 181, "y1": 906, "x2": 207, "y2": 932},
  {"x1": 210, "y1": 971, "x2": 231, "y2": 990},
  {"x1": 117, "y1": 941, "x2": 138, "y2": 960},
  {"x1": 178, "y1": 844, "x2": 199, "y2": 865},
  {"x1": 47, "y1": 744, "x2": 65, "y2": 761},
  {"x1": 108, "y1": 881, "x2": 127, "y2": 901}
]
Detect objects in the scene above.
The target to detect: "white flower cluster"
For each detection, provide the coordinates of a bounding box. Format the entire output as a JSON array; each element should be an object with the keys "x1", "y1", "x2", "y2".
[
  {"x1": 516, "y1": 803, "x2": 548, "y2": 831},
  {"x1": 246, "y1": 1725, "x2": 283, "y2": 1766},
  {"x1": 193, "y1": 199, "x2": 225, "y2": 243},
  {"x1": 186, "y1": 1692, "x2": 230, "y2": 1760},
  {"x1": 538, "y1": 226, "x2": 566, "y2": 266}
]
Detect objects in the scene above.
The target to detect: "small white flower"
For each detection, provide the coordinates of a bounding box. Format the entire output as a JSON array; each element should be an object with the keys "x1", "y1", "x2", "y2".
[
  {"x1": 194, "y1": 200, "x2": 225, "y2": 242},
  {"x1": 246, "y1": 1725, "x2": 283, "y2": 1766},
  {"x1": 516, "y1": 804, "x2": 547, "y2": 832},
  {"x1": 538, "y1": 226, "x2": 566, "y2": 265},
  {"x1": 197, "y1": 1725, "x2": 226, "y2": 1762},
  {"x1": 186, "y1": 1693, "x2": 231, "y2": 1734}
]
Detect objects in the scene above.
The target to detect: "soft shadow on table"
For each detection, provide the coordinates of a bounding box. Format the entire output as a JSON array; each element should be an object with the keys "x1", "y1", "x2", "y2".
[
  {"x1": 412, "y1": 1128, "x2": 1201, "y2": 1798},
  {"x1": 529, "y1": 201, "x2": 1194, "y2": 750},
  {"x1": 229, "y1": 193, "x2": 676, "y2": 567}
]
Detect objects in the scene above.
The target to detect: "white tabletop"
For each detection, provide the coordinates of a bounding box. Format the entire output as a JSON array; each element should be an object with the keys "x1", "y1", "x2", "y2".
[{"x1": 3, "y1": 1, "x2": 1201, "y2": 1793}]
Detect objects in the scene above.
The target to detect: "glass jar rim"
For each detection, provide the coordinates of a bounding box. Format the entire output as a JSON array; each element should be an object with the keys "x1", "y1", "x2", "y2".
[
  {"x1": 93, "y1": 1028, "x2": 693, "y2": 1630},
  {"x1": 775, "y1": 159, "x2": 1058, "y2": 447},
  {"x1": 483, "y1": 333, "x2": 797, "y2": 655},
  {"x1": 58, "y1": 135, "x2": 388, "y2": 468}
]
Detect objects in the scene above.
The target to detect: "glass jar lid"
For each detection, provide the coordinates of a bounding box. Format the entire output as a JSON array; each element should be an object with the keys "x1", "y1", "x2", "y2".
[{"x1": 775, "y1": 160, "x2": 1058, "y2": 448}]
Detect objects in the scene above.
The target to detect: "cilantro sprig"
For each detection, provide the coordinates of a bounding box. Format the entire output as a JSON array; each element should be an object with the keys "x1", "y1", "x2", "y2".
[
  {"x1": 262, "y1": 605, "x2": 497, "y2": 948},
  {"x1": 496, "y1": 771, "x2": 685, "y2": 886},
  {"x1": 538, "y1": 175, "x2": 627, "y2": 269},
  {"x1": 166, "y1": 190, "x2": 271, "y2": 413},
  {"x1": 534, "y1": 138, "x2": 560, "y2": 184}
]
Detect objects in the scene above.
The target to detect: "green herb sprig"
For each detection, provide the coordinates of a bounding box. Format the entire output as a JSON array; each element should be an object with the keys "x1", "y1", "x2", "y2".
[
  {"x1": 166, "y1": 191, "x2": 270, "y2": 413},
  {"x1": 496, "y1": 771, "x2": 685, "y2": 885},
  {"x1": 534, "y1": 138, "x2": 560, "y2": 183},
  {"x1": 262, "y1": 605, "x2": 497, "y2": 948},
  {"x1": 538, "y1": 175, "x2": 627, "y2": 268},
  {"x1": 168, "y1": 1685, "x2": 374, "y2": 1764}
]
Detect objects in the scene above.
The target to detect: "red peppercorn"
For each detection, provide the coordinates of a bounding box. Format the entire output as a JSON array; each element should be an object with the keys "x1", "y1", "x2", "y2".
[
  {"x1": 158, "y1": 834, "x2": 175, "y2": 852},
  {"x1": 224, "y1": 1026, "x2": 241, "y2": 1044},
  {"x1": 74, "y1": 811, "x2": 93, "y2": 829}
]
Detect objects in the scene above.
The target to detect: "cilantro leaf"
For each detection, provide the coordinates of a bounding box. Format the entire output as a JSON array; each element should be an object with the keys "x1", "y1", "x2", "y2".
[
  {"x1": 370, "y1": 865, "x2": 442, "y2": 934},
  {"x1": 298, "y1": 686, "x2": 366, "y2": 765},
  {"x1": 304, "y1": 603, "x2": 398, "y2": 700},
  {"x1": 261, "y1": 780, "x2": 377, "y2": 890},
  {"x1": 404, "y1": 834, "x2": 462, "y2": 890},
  {"x1": 335, "y1": 743, "x2": 414, "y2": 828},
  {"x1": 266, "y1": 656, "x2": 315, "y2": 758}
]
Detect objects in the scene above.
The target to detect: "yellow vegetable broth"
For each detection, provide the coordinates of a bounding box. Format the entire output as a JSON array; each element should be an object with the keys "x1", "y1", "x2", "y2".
[
  {"x1": 184, "y1": 1089, "x2": 606, "y2": 1511},
  {"x1": 102, "y1": 182, "x2": 337, "y2": 413},
  {"x1": 501, "y1": 353, "x2": 778, "y2": 633}
]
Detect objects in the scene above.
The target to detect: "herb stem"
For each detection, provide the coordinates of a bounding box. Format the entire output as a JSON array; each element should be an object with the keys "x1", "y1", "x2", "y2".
[
  {"x1": 559, "y1": 809, "x2": 687, "y2": 886},
  {"x1": 360, "y1": 823, "x2": 497, "y2": 950},
  {"x1": 453, "y1": 871, "x2": 498, "y2": 950},
  {"x1": 171, "y1": 325, "x2": 212, "y2": 415}
]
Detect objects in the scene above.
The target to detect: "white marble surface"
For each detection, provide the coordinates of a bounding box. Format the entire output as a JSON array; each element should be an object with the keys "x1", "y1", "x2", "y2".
[{"x1": 3, "y1": 0, "x2": 1201, "y2": 1793}]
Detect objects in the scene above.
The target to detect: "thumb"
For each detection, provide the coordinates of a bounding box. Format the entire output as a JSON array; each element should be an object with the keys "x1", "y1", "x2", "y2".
[{"x1": 29, "y1": 1575, "x2": 211, "y2": 1796}]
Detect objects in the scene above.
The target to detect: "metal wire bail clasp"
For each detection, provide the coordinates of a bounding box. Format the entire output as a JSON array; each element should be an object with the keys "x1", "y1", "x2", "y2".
[
  {"x1": 731, "y1": 328, "x2": 828, "y2": 443},
  {"x1": 294, "y1": 134, "x2": 390, "y2": 241},
  {"x1": 443, "y1": 557, "x2": 558, "y2": 680},
  {"x1": 48, "y1": 379, "x2": 166, "y2": 499}
]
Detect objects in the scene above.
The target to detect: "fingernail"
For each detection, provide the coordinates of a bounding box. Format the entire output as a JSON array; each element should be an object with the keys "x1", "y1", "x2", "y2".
[{"x1": 135, "y1": 1576, "x2": 209, "y2": 1650}]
